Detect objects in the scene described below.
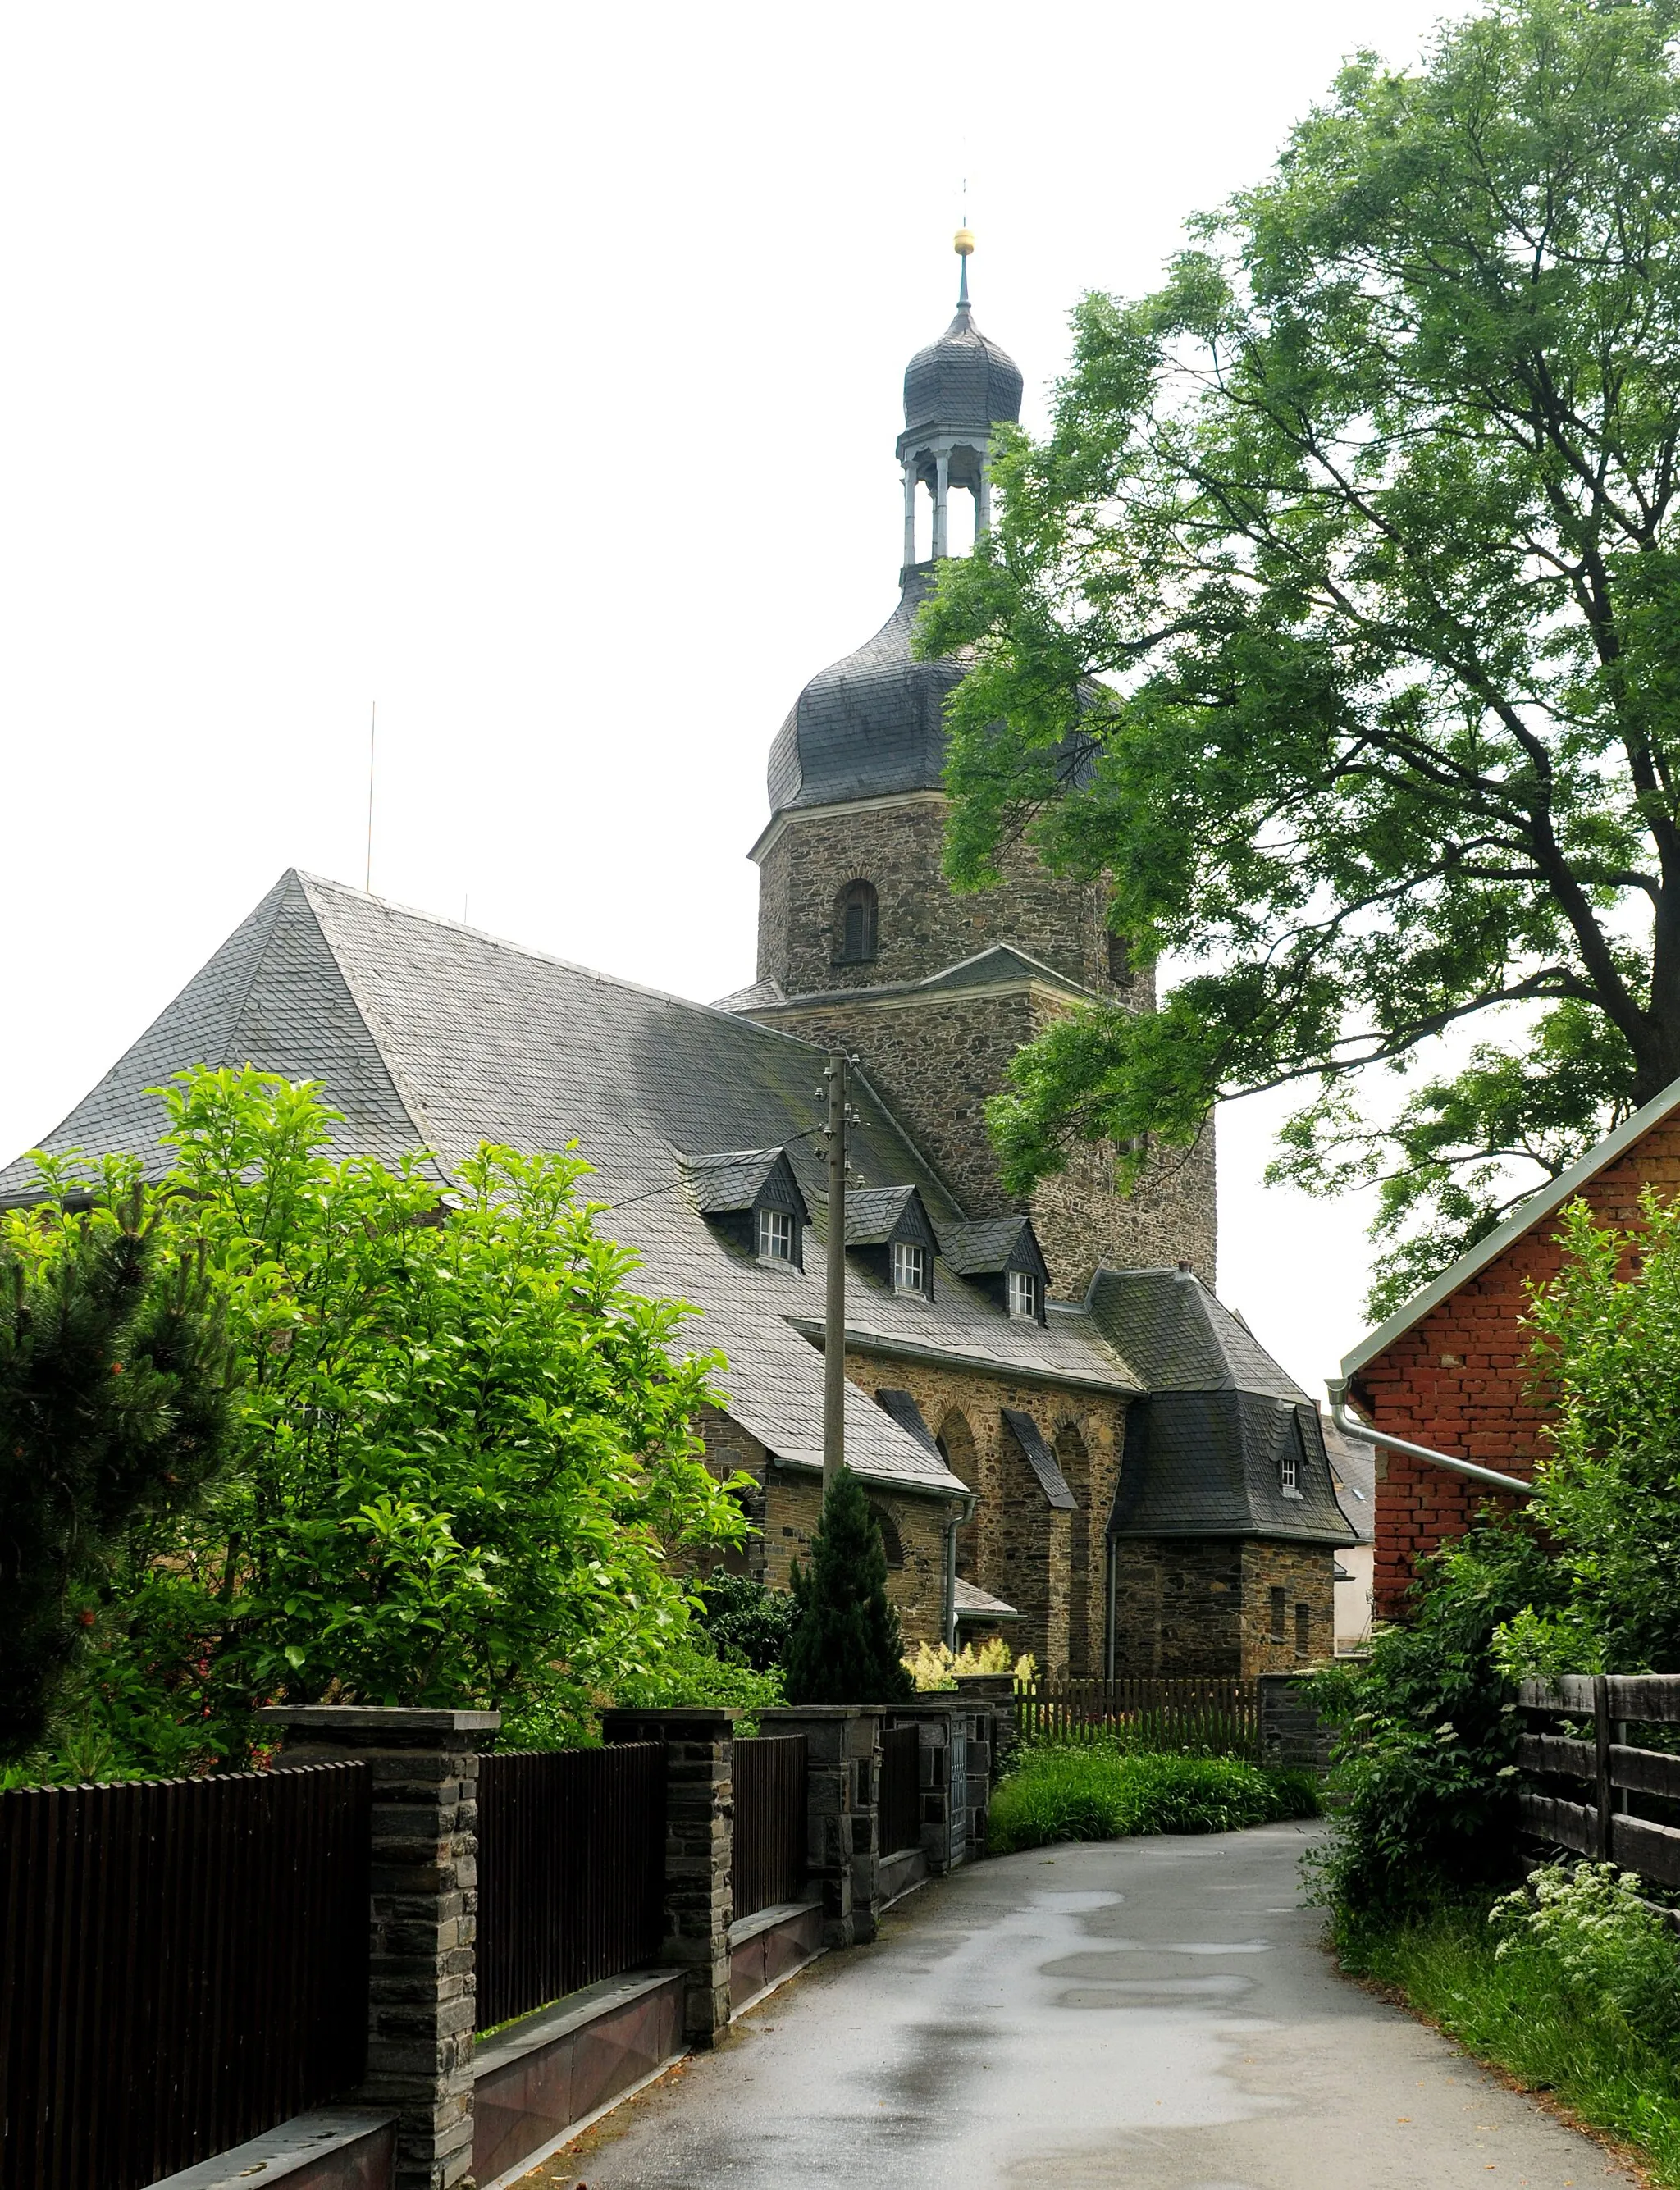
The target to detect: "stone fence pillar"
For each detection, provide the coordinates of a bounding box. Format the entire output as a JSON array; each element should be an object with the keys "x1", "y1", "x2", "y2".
[
  {"x1": 882, "y1": 1700, "x2": 970, "y2": 1873},
  {"x1": 1258, "y1": 1672, "x2": 1331, "y2": 1770},
  {"x1": 257, "y1": 1704, "x2": 500, "y2": 2190},
  {"x1": 601, "y1": 1707, "x2": 736, "y2": 2049},
  {"x1": 756, "y1": 1706, "x2": 882, "y2": 1947},
  {"x1": 954, "y1": 1673, "x2": 1018, "y2": 1846}
]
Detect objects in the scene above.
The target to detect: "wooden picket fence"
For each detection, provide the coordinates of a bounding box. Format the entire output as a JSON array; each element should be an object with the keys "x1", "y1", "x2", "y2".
[
  {"x1": 1516, "y1": 1675, "x2": 1680, "y2": 1900},
  {"x1": 1016, "y1": 1677, "x2": 1262, "y2": 1759}
]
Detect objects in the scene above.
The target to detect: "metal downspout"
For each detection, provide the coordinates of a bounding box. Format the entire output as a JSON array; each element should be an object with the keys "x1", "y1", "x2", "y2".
[
  {"x1": 1325, "y1": 1378, "x2": 1536, "y2": 1499},
  {"x1": 943, "y1": 1494, "x2": 977, "y2": 1652}
]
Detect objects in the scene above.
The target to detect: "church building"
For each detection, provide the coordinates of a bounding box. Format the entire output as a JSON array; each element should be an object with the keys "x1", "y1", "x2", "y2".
[{"x1": 0, "y1": 235, "x2": 1354, "y2": 1679}]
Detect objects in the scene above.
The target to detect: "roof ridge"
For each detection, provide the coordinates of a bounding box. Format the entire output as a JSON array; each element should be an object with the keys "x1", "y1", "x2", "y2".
[{"x1": 295, "y1": 877, "x2": 443, "y2": 1171}]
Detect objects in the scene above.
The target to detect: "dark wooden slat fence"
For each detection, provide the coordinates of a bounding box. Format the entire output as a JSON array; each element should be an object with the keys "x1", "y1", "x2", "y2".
[
  {"x1": 0, "y1": 1763, "x2": 370, "y2": 2190},
  {"x1": 1516, "y1": 1675, "x2": 1680, "y2": 1895},
  {"x1": 879, "y1": 1723, "x2": 921, "y2": 1858},
  {"x1": 1017, "y1": 1677, "x2": 1262, "y2": 1759},
  {"x1": 475, "y1": 1745, "x2": 664, "y2": 2033},
  {"x1": 732, "y1": 1734, "x2": 807, "y2": 1919}
]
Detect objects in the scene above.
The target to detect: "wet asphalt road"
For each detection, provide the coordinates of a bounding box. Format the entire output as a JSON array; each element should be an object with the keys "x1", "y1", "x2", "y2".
[{"x1": 546, "y1": 1821, "x2": 1637, "y2": 2190}]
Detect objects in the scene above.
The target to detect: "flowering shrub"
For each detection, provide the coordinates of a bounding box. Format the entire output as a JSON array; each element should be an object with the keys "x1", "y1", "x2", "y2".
[
  {"x1": 1490, "y1": 1863, "x2": 1680, "y2": 2044},
  {"x1": 902, "y1": 1638, "x2": 1037, "y2": 1690}
]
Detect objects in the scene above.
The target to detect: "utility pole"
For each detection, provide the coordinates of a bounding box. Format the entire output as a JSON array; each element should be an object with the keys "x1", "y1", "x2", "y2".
[{"x1": 822, "y1": 1051, "x2": 848, "y2": 1495}]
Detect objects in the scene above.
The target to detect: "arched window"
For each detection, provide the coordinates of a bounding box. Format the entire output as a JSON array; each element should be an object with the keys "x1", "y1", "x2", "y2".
[
  {"x1": 834, "y1": 879, "x2": 878, "y2": 965},
  {"x1": 867, "y1": 1499, "x2": 905, "y2": 1569}
]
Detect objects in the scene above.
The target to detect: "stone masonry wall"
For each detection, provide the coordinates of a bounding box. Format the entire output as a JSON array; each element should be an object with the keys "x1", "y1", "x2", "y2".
[
  {"x1": 1110, "y1": 1538, "x2": 1338, "y2": 1677},
  {"x1": 695, "y1": 1375, "x2": 1130, "y2": 1672},
  {"x1": 1350, "y1": 1107, "x2": 1680, "y2": 1615},
  {"x1": 755, "y1": 795, "x2": 1144, "y2": 1002},
  {"x1": 759, "y1": 984, "x2": 1217, "y2": 1298}
]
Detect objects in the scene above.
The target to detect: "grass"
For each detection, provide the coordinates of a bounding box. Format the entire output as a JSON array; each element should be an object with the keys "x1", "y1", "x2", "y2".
[
  {"x1": 1340, "y1": 1899, "x2": 1680, "y2": 2185},
  {"x1": 987, "y1": 1741, "x2": 1320, "y2": 1854}
]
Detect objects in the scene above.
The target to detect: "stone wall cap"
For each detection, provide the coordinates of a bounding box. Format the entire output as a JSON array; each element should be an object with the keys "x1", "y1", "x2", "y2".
[
  {"x1": 600, "y1": 1706, "x2": 739, "y2": 1725},
  {"x1": 148, "y1": 2107, "x2": 395, "y2": 2189},
  {"x1": 756, "y1": 1704, "x2": 878, "y2": 1721},
  {"x1": 256, "y1": 1705, "x2": 503, "y2": 1733},
  {"x1": 472, "y1": 1966, "x2": 684, "y2": 2078}
]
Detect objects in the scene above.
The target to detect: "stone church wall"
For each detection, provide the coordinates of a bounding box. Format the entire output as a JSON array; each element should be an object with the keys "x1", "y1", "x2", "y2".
[
  {"x1": 755, "y1": 795, "x2": 1143, "y2": 1001},
  {"x1": 1110, "y1": 1536, "x2": 1337, "y2": 1677}
]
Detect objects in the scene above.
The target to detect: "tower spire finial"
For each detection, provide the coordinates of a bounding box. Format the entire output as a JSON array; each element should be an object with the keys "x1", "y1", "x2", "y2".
[{"x1": 954, "y1": 216, "x2": 975, "y2": 310}]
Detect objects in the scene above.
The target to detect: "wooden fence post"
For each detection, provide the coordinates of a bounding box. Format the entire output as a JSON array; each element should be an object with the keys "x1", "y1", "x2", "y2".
[
  {"x1": 256, "y1": 1704, "x2": 500, "y2": 2190},
  {"x1": 1594, "y1": 1672, "x2": 1614, "y2": 1861}
]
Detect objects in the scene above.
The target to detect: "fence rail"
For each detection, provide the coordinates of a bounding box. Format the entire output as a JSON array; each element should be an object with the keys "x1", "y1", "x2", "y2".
[
  {"x1": 1016, "y1": 1678, "x2": 1262, "y2": 1758},
  {"x1": 1516, "y1": 1675, "x2": 1680, "y2": 1892},
  {"x1": 732, "y1": 1734, "x2": 807, "y2": 1919},
  {"x1": 879, "y1": 1723, "x2": 921, "y2": 1858},
  {"x1": 475, "y1": 1744, "x2": 664, "y2": 2033},
  {"x1": 0, "y1": 1763, "x2": 370, "y2": 2190}
]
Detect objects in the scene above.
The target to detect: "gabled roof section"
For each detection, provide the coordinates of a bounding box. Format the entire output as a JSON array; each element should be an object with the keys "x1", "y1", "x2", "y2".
[
  {"x1": 1002, "y1": 1408, "x2": 1077, "y2": 1510},
  {"x1": 682, "y1": 1147, "x2": 806, "y2": 1220},
  {"x1": 843, "y1": 1184, "x2": 934, "y2": 1248},
  {"x1": 914, "y1": 943, "x2": 1098, "y2": 1001},
  {"x1": 938, "y1": 1216, "x2": 1045, "y2": 1279},
  {"x1": 1084, "y1": 1266, "x2": 1306, "y2": 1402},
  {"x1": 1340, "y1": 1075, "x2": 1680, "y2": 1380},
  {"x1": 0, "y1": 869, "x2": 430, "y2": 1203},
  {"x1": 954, "y1": 1576, "x2": 1019, "y2": 1622}
]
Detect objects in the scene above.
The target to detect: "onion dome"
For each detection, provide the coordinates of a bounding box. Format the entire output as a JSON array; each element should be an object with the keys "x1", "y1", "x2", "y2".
[
  {"x1": 902, "y1": 306, "x2": 1023, "y2": 438},
  {"x1": 765, "y1": 566, "x2": 966, "y2": 817}
]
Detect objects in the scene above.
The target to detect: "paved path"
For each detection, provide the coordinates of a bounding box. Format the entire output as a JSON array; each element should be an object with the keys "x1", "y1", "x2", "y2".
[{"x1": 551, "y1": 1822, "x2": 1637, "y2": 2190}]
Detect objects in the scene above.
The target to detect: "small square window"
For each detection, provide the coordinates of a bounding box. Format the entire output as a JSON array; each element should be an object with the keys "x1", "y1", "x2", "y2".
[
  {"x1": 1007, "y1": 1269, "x2": 1040, "y2": 1321},
  {"x1": 756, "y1": 1208, "x2": 796, "y2": 1263},
  {"x1": 1280, "y1": 1444, "x2": 1298, "y2": 1492},
  {"x1": 892, "y1": 1239, "x2": 926, "y2": 1295}
]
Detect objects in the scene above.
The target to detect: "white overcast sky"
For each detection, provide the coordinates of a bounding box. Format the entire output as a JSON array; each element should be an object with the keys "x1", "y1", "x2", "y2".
[{"x1": 0, "y1": 0, "x2": 1462, "y2": 1395}]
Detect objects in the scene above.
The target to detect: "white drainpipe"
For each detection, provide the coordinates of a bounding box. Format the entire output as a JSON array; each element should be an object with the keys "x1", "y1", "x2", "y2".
[
  {"x1": 1325, "y1": 1377, "x2": 1536, "y2": 1499},
  {"x1": 943, "y1": 1494, "x2": 978, "y2": 1650}
]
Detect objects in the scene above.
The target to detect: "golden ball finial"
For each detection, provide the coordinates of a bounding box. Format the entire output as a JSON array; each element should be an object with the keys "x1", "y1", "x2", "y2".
[{"x1": 954, "y1": 226, "x2": 975, "y2": 258}]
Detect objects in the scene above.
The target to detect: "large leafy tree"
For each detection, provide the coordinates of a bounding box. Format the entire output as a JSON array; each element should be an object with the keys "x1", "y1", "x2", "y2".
[
  {"x1": 922, "y1": 0, "x2": 1680, "y2": 1314},
  {"x1": 21, "y1": 1066, "x2": 747, "y2": 1769}
]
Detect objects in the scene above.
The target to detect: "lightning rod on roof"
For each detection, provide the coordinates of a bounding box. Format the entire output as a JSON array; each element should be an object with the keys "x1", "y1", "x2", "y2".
[{"x1": 365, "y1": 700, "x2": 377, "y2": 894}]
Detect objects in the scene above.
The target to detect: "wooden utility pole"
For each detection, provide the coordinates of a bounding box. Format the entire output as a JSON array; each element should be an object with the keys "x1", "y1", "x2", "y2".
[{"x1": 823, "y1": 1052, "x2": 847, "y2": 1495}]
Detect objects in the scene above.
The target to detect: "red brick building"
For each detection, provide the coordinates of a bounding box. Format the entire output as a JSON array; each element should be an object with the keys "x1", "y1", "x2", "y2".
[{"x1": 1341, "y1": 1084, "x2": 1680, "y2": 1617}]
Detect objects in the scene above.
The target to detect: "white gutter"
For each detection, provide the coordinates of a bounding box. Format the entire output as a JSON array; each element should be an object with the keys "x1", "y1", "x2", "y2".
[{"x1": 1325, "y1": 1377, "x2": 1536, "y2": 1499}]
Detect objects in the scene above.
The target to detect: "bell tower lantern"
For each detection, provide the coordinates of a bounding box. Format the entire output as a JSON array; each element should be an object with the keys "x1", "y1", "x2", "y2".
[{"x1": 897, "y1": 230, "x2": 1025, "y2": 564}]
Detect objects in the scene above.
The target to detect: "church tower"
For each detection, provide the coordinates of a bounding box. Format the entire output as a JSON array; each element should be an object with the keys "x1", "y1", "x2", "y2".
[{"x1": 724, "y1": 234, "x2": 1217, "y2": 1297}]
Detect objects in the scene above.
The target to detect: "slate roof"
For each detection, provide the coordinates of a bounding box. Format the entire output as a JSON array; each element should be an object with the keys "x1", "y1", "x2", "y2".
[
  {"x1": 1002, "y1": 1408, "x2": 1077, "y2": 1511},
  {"x1": 1085, "y1": 1268, "x2": 1308, "y2": 1402},
  {"x1": 843, "y1": 1185, "x2": 924, "y2": 1246},
  {"x1": 682, "y1": 1147, "x2": 797, "y2": 1216},
  {"x1": 765, "y1": 566, "x2": 967, "y2": 820},
  {"x1": 954, "y1": 1577, "x2": 1020, "y2": 1622},
  {"x1": 2, "y1": 870, "x2": 1139, "y2": 1494},
  {"x1": 874, "y1": 1388, "x2": 940, "y2": 1456},
  {"x1": 938, "y1": 1217, "x2": 1035, "y2": 1277},
  {"x1": 1325, "y1": 1418, "x2": 1376, "y2": 1548},
  {"x1": 902, "y1": 304, "x2": 1024, "y2": 439}
]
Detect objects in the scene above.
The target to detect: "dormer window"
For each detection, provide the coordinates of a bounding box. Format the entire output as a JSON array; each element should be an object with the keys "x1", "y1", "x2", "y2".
[
  {"x1": 1007, "y1": 1269, "x2": 1040, "y2": 1321},
  {"x1": 892, "y1": 1240, "x2": 926, "y2": 1295},
  {"x1": 757, "y1": 1207, "x2": 797, "y2": 1264},
  {"x1": 834, "y1": 880, "x2": 878, "y2": 965},
  {"x1": 1281, "y1": 1411, "x2": 1308, "y2": 1497}
]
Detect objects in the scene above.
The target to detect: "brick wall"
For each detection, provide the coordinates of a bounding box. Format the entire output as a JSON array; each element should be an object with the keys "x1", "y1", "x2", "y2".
[{"x1": 1351, "y1": 1107, "x2": 1680, "y2": 1615}]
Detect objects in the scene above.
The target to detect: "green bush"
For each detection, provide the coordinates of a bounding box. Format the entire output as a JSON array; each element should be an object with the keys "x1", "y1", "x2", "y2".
[
  {"x1": 1308, "y1": 1519, "x2": 1562, "y2": 1915},
  {"x1": 988, "y1": 1741, "x2": 1319, "y2": 1854},
  {"x1": 1341, "y1": 1871, "x2": 1680, "y2": 2185},
  {"x1": 698, "y1": 1571, "x2": 799, "y2": 1673}
]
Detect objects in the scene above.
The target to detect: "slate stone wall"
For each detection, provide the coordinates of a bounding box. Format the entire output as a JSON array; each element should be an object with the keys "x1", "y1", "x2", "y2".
[
  {"x1": 1350, "y1": 1109, "x2": 1680, "y2": 1614},
  {"x1": 1110, "y1": 1537, "x2": 1337, "y2": 1677}
]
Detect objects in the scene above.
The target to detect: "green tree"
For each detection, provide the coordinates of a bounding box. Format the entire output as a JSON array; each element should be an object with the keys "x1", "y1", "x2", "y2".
[
  {"x1": 921, "y1": 0, "x2": 1680, "y2": 1314},
  {"x1": 25, "y1": 1065, "x2": 749, "y2": 1767},
  {"x1": 0, "y1": 1173, "x2": 230, "y2": 1762},
  {"x1": 783, "y1": 1468, "x2": 915, "y2": 1705}
]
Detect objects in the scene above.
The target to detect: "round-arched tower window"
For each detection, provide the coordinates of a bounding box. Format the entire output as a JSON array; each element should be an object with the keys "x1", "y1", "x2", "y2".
[{"x1": 833, "y1": 879, "x2": 878, "y2": 965}]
